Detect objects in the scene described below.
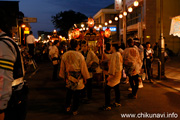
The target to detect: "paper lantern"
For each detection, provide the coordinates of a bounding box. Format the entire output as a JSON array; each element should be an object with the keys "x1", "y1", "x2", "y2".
[
  {"x1": 72, "y1": 28, "x2": 80, "y2": 39},
  {"x1": 104, "y1": 28, "x2": 111, "y2": 38},
  {"x1": 88, "y1": 18, "x2": 94, "y2": 28}
]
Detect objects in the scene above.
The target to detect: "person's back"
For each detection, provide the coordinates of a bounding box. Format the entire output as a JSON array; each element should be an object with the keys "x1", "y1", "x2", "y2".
[
  {"x1": 61, "y1": 50, "x2": 85, "y2": 72},
  {"x1": 59, "y1": 39, "x2": 90, "y2": 115},
  {"x1": 26, "y1": 31, "x2": 35, "y2": 58},
  {"x1": 0, "y1": 30, "x2": 27, "y2": 120},
  {"x1": 123, "y1": 39, "x2": 142, "y2": 99},
  {"x1": 108, "y1": 51, "x2": 123, "y2": 87},
  {"x1": 123, "y1": 47, "x2": 142, "y2": 76}
]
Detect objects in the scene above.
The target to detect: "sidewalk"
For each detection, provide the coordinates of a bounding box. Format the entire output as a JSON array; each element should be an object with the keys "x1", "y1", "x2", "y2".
[{"x1": 152, "y1": 56, "x2": 180, "y2": 91}]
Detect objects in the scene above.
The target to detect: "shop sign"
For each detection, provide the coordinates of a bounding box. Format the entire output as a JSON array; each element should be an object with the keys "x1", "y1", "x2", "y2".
[
  {"x1": 115, "y1": 0, "x2": 123, "y2": 10},
  {"x1": 103, "y1": 27, "x2": 116, "y2": 32},
  {"x1": 23, "y1": 17, "x2": 37, "y2": 23}
]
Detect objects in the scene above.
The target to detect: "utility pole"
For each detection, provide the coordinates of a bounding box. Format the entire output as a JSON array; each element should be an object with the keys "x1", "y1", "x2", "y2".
[
  {"x1": 123, "y1": 0, "x2": 127, "y2": 46},
  {"x1": 118, "y1": 11, "x2": 121, "y2": 45},
  {"x1": 159, "y1": 0, "x2": 165, "y2": 78}
]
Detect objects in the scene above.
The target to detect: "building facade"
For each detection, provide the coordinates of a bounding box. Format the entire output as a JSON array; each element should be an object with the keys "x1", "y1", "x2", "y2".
[
  {"x1": 93, "y1": 0, "x2": 180, "y2": 54},
  {"x1": 93, "y1": 4, "x2": 120, "y2": 42}
]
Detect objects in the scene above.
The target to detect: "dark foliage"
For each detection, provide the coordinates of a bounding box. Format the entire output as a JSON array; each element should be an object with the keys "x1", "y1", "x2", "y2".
[{"x1": 51, "y1": 10, "x2": 87, "y2": 38}]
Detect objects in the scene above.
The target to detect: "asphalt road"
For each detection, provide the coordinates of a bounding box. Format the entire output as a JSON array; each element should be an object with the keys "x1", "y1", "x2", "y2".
[{"x1": 25, "y1": 60, "x2": 180, "y2": 120}]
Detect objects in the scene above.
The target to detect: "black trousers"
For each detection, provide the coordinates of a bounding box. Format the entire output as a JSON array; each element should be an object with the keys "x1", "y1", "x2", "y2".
[
  {"x1": 66, "y1": 88, "x2": 81, "y2": 111},
  {"x1": 5, "y1": 83, "x2": 28, "y2": 120},
  {"x1": 105, "y1": 84, "x2": 120, "y2": 107},
  {"x1": 81, "y1": 78, "x2": 92, "y2": 99},
  {"x1": 53, "y1": 64, "x2": 58, "y2": 81},
  {"x1": 146, "y1": 59, "x2": 152, "y2": 80},
  {"x1": 129, "y1": 74, "x2": 139, "y2": 96},
  {"x1": 86, "y1": 78, "x2": 92, "y2": 99},
  {"x1": 28, "y1": 44, "x2": 34, "y2": 58}
]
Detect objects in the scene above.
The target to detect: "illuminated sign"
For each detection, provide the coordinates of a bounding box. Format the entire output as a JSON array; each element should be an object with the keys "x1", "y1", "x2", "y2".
[
  {"x1": 23, "y1": 17, "x2": 37, "y2": 23},
  {"x1": 24, "y1": 31, "x2": 30, "y2": 34},
  {"x1": 103, "y1": 27, "x2": 116, "y2": 32},
  {"x1": 24, "y1": 27, "x2": 30, "y2": 34}
]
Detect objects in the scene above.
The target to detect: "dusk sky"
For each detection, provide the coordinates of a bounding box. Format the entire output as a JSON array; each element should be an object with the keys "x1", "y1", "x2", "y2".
[{"x1": 2, "y1": 0, "x2": 114, "y2": 37}]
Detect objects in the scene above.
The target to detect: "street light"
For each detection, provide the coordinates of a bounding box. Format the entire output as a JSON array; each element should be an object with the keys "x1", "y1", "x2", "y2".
[
  {"x1": 105, "y1": 22, "x2": 108, "y2": 26},
  {"x1": 21, "y1": 24, "x2": 26, "y2": 28},
  {"x1": 19, "y1": 24, "x2": 26, "y2": 45},
  {"x1": 159, "y1": 0, "x2": 165, "y2": 79}
]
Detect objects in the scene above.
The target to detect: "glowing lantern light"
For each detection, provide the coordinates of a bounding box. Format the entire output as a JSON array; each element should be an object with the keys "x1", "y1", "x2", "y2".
[
  {"x1": 104, "y1": 28, "x2": 111, "y2": 38},
  {"x1": 72, "y1": 28, "x2": 80, "y2": 39},
  {"x1": 119, "y1": 14, "x2": 123, "y2": 19},
  {"x1": 105, "y1": 22, "x2": 108, "y2": 26},
  {"x1": 53, "y1": 29, "x2": 57, "y2": 33},
  {"x1": 128, "y1": 7, "x2": 133, "y2": 12},
  {"x1": 134, "y1": 0, "x2": 139, "y2": 7},
  {"x1": 123, "y1": 11, "x2": 127, "y2": 16},
  {"x1": 81, "y1": 24, "x2": 84, "y2": 28},
  {"x1": 88, "y1": 18, "x2": 94, "y2": 28},
  {"x1": 61, "y1": 50, "x2": 63, "y2": 54},
  {"x1": 115, "y1": 16, "x2": 118, "y2": 21},
  {"x1": 109, "y1": 20, "x2": 112, "y2": 24}
]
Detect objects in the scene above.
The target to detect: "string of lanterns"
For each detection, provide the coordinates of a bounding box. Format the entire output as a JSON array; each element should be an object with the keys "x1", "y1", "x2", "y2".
[{"x1": 105, "y1": 0, "x2": 139, "y2": 26}]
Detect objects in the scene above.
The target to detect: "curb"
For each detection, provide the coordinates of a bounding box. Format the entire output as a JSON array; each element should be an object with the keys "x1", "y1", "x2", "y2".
[{"x1": 154, "y1": 80, "x2": 180, "y2": 92}]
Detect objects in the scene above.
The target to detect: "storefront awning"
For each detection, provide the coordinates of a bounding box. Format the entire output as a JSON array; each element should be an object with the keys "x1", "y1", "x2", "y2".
[{"x1": 170, "y1": 15, "x2": 180, "y2": 37}]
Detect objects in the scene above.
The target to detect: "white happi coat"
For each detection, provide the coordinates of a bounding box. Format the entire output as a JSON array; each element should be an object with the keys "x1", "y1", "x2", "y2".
[
  {"x1": 59, "y1": 50, "x2": 90, "y2": 90},
  {"x1": 107, "y1": 52, "x2": 123, "y2": 87},
  {"x1": 123, "y1": 47, "x2": 142, "y2": 76}
]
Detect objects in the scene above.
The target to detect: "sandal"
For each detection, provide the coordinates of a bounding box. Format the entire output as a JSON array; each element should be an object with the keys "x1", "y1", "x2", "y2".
[
  {"x1": 113, "y1": 103, "x2": 121, "y2": 107},
  {"x1": 100, "y1": 106, "x2": 111, "y2": 111},
  {"x1": 66, "y1": 106, "x2": 71, "y2": 112},
  {"x1": 72, "y1": 111, "x2": 78, "y2": 115}
]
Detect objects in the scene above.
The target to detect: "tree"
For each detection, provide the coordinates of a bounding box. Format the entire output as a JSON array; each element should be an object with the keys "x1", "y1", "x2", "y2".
[{"x1": 51, "y1": 10, "x2": 87, "y2": 38}]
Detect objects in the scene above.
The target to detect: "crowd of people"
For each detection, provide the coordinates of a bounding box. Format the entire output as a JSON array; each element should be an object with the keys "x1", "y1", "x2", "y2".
[
  {"x1": 42, "y1": 37, "x2": 166, "y2": 115},
  {"x1": 0, "y1": 27, "x2": 174, "y2": 119}
]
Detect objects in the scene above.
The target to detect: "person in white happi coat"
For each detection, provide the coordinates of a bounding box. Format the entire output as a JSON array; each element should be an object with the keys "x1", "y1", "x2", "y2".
[
  {"x1": 59, "y1": 39, "x2": 90, "y2": 115},
  {"x1": 101, "y1": 43, "x2": 123, "y2": 111},
  {"x1": 134, "y1": 38, "x2": 144, "y2": 88},
  {"x1": 80, "y1": 40, "x2": 99, "y2": 100},
  {"x1": 26, "y1": 31, "x2": 36, "y2": 58},
  {"x1": 49, "y1": 40, "x2": 60, "y2": 81},
  {"x1": 123, "y1": 39, "x2": 142, "y2": 99}
]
